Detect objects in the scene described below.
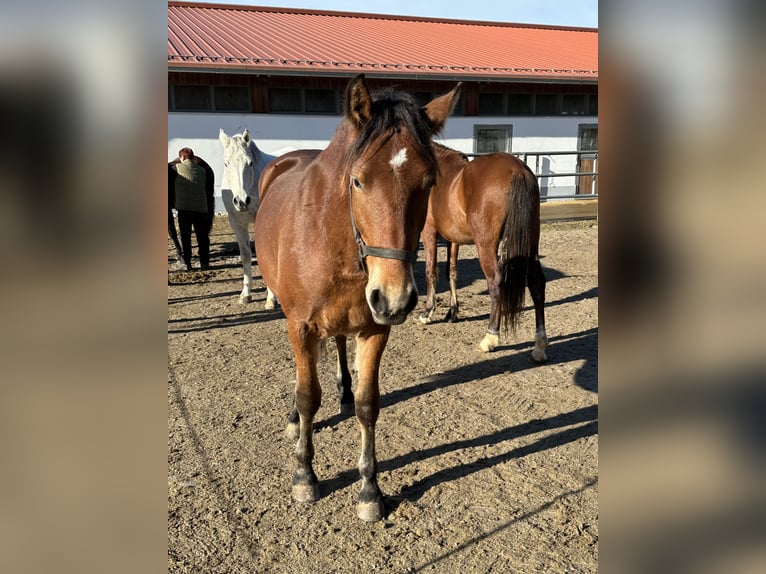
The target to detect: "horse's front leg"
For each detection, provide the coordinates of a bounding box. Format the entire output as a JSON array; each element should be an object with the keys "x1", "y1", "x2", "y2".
[
  {"x1": 335, "y1": 335, "x2": 354, "y2": 415},
  {"x1": 287, "y1": 322, "x2": 322, "y2": 503},
  {"x1": 354, "y1": 328, "x2": 390, "y2": 522},
  {"x1": 444, "y1": 242, "x2": 460, "y2": 322},
  {"x1": 418, "y1": 225, "x2": 439, "y2": 324},
  {"x1": 227, "y1": 212, "x2": 253, "y2": 304}
]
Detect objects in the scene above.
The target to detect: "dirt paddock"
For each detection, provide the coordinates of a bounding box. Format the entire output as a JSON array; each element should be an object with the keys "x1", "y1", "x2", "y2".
[{"x1": 168, "y1": 216, "x2": 598, "y2": 573}]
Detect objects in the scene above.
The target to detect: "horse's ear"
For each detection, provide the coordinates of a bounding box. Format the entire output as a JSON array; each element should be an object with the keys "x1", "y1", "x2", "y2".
[
  {"x1": 219, "y1": 129, "x2": 231, "y2": 147},
  {"x1": 242, "y1": 129, "x2": 251, "y2": 144},
  {"x1": 345, "y1": 74, "x2": 372, "y2": 127},
  {"x1": 423, "y1": 82, "x2": 463, "y2": 134}
]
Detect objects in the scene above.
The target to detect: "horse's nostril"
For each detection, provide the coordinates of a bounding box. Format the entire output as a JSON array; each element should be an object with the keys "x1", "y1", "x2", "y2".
[
  {"x1": 245, "y1": 196, "x2": 251, "y2": 205},
  {"x1": 369, "y1": 289, "x2": 383, "y2": 313},
  {"x1": 405, "y1": 288, "x2": 418, "y2": 313}
]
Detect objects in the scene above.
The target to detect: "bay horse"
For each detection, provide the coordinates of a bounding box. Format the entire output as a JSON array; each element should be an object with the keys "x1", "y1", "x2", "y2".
[
  {"x1": 418, "y1": 143, "x2": 548, "y2": 362},
  {"x1": 218, "y1": 128, "x2": 277, "y2": 304},
  {"x1": 255, "y1": 75, "x2": 461, "y2": 521}
]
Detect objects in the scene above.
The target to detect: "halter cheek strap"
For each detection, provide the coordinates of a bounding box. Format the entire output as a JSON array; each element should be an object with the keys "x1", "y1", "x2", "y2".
[{"x1": 348, "y1": 177, "x2": 419, "y2": 272}]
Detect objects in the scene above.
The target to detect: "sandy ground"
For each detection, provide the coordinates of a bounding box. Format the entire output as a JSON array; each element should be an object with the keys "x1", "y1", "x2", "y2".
[{"x1": 168, "y1": 216, "x2": 598, "y2": 573}]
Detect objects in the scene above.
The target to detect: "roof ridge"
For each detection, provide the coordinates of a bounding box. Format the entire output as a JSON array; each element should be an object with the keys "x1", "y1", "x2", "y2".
[{"x1": 167, "y1": 1, "x2": 598, "y2": 33}]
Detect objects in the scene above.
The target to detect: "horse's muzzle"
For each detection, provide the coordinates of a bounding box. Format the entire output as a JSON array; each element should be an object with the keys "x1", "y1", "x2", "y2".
[
  {"x1": 368, "y1": 286, "x2": 418, "y2": 325},
  {"x1": 233, "y1": 196, "x2": 251, "y2": 212}
]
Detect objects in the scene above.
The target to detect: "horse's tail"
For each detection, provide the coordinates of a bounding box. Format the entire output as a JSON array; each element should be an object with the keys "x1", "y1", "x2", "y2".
[{"x1": 498, "y1": 164, "x2": 540, "y2": 333}]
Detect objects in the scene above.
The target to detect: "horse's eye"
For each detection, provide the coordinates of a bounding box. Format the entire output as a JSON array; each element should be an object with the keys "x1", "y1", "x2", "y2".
[{"x1": 351, "y1": 177, "x2": 363, "y2": 191}]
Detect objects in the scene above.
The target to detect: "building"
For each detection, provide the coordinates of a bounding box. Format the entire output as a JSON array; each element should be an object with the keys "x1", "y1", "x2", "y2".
[{"x1": 168, "y1": 1, "x2": 598, "y2": 209}]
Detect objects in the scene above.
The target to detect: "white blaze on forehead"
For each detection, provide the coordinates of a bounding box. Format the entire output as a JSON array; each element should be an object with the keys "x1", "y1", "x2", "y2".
[{"x1": 389, "y1": 147, "x2": 408, "y2": 169}]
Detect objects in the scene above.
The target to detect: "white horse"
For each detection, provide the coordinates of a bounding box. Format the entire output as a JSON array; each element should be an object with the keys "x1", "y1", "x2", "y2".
[{"x1": 219, "y1": 128, "x2": 278, "y2": 306}]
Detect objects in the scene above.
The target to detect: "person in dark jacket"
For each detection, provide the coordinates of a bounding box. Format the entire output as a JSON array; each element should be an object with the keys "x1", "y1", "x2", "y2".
[{"x1": 171, "y1": 148, "x2": 209, "y2": 270}]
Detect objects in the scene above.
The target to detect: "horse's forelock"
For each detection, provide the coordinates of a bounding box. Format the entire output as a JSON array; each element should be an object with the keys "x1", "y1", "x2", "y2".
[{"x1": 346, "y1": 89, "x2": 437, "y2": 173}]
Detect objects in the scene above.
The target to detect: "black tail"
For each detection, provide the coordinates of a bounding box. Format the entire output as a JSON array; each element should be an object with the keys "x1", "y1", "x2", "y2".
[{"x1": 498, "y1": 165, "x2": 540, "y2": 333}]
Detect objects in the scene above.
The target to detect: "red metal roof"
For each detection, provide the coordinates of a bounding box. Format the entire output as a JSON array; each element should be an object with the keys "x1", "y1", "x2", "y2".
[{"x1": 168, "y1": 2, "x2": 598, "y2": 82}]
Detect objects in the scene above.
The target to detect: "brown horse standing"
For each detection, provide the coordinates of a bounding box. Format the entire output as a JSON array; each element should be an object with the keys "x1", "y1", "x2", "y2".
[
  {"x1": 254, "y1": 75, "x2": 461, "y2": 521},
  {"x1": 418, "y1": 143, "x2": 548, "y2": 362}
]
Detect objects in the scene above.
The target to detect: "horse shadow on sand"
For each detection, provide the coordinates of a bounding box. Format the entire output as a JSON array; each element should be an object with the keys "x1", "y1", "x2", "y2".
[{"x1": 315, "y1": 325, "x2": 597, "y2": 503}]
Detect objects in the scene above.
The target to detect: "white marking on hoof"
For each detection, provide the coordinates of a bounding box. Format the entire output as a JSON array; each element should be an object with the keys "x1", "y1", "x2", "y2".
[
  {"x1": 479, "y1": 332, "x2": 499, "y2": 353},
  {"x1": 292, "y1": 483, "x2": 320, "y2": 503},
  {"x1": 357, "y1": 500, "x2": 384, "y2": 522},
  {"x1": 531, "y1": 347, "x2": 547, "y2": 363},
  {"x1": 285, "y1": 422, "x2": 299, "y2": 441},
  {"x1": 531, "y1": 329, "x2": 548, "y2": 362},
  {"x1": 264, "y1": 299, "x2": 275, "y2": 310},
  {"x1": 238, "y1": 294, "x2": 252, "y2": 304},
  {"x1": 417, "y1": 314, "x2": 432, "y2": 325}
]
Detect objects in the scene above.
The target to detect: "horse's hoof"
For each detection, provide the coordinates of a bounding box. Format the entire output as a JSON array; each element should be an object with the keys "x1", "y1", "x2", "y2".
[
  {"x1": 357, "y1": 499, "x2": 385, "y2": 522},
  {"x1": 264, "y1": 299, "x2": 275, "y2": 310},
  {"x1": 339, "y1": 402, "x2": 355, "y2": 416},
  {"x1": 531, "y1": 348, "x2": 548, "y2": 363},
  {"x1": 292, "y1": 482, "x2": 320, "y2": 503},
  {"x1": 285, "y1": 422, "x2": 299, "y2": 441},
  {"x1": 479, "y1": 333, "x2": 499, "y2": 353},
  {"x1": 239, "y1": 295, "x2": 252, "y2": 304},
  {"x1": 417, "y1": 313, "x2": 432, "y2": 325}
]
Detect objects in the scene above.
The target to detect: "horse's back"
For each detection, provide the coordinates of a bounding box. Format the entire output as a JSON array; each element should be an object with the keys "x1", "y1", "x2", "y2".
[{"x1": 258, "y1": 150, "x2": 320, "y2": 201}]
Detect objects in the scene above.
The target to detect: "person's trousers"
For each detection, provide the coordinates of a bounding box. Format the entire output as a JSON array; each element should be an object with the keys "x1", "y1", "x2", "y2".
[{"x1": 177, "y1": 209, "x2": 210, "y2": 268}]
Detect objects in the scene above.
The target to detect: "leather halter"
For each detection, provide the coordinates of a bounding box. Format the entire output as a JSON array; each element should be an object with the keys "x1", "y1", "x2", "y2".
[{"x1": 348, "y1": 176, "x2": 418, "y2": 272}]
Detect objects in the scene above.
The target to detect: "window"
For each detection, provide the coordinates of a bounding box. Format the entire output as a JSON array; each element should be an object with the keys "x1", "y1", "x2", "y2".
[
  {"x1": 588, "y1": 94, "x2": 598, "y2": 115},
  {"x1": 562, "y1": 94, "x2": 587, "y2": 116},
  {"x1": 478, "y1": 93, "x2": 505, "y2": 115},
  {"x1": 412, "y1": 91, "x2": 434, "y2": 107},
  {"x1": 173, "y1": 85, "x2": 211, "y2": 111},
  {"x1": 269, "y1": 88, "x2": 302, "y2": 113},
  {"x1": 305, "y1": 89, "x2": 338, "y2": 113},
  {"x1": 508, "y1": 94, "x2": 533, "y2": 115},
  {"x1": 170, "y1": 85, "x2": 251, "y2": 112},
  {"x1": 474, "y1": 125, "x2": 512, "y2": 154},
  {"x1": 578, "y1": 124, "x2": 598, "y2": 152},
  {"x1": 214, "y1": 86, "x2": 251, "y2": 112},
  {"x1": 535, "y1": 94, "x2": 558, "y2": 115}
]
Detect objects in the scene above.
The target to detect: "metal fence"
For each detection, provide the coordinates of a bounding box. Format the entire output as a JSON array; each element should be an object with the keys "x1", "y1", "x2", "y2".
[{"x1": 467, "y1": 150, "x2": 599, "y2": 201}]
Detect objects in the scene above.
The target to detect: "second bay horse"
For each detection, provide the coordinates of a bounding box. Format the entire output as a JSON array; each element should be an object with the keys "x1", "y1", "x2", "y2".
[
  {"x1": 254, "y1": 75, "x2": 461, "y2": 521},
  {"x1": 418, "y1": 143, "x2": 548, "y2": 362}
]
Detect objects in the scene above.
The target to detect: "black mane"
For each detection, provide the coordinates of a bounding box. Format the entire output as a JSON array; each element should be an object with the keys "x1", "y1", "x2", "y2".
[{"x1": 346, "y1": 88, "x2": 438, "y2": 173}]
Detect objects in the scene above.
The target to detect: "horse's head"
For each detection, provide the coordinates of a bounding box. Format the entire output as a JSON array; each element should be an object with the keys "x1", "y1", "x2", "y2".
[
  {"x1": 344, "y1": 75, "x2": 462, "y2": 326},
  {"x1": 219, "y1": 128, "x2": 257, "y2": 212}
]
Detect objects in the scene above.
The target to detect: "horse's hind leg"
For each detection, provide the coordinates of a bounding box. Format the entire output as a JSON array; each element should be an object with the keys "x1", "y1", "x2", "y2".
[
  {"x1": 444, "y1": 242, "x2": 460, "y2": 322},
  {"x1": 528, "y1": 259, "x2": 548, "y2": 362},
  {"x1": 335, "y1": 335, "x2": 354, "y2": 416},
  {"x1": 478, "y1": 246, "x2": 502, "y2": 353},
  {"x1": 354, "y1": 329, "x2": 389, "y2": 522},
  {"x1": 287, "y1": 322, "x2": 322, "y2": 503}
]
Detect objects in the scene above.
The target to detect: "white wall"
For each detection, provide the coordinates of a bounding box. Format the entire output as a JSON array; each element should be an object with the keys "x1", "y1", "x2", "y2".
[{"x1": 168, "y1": 112, "x2": 597, "y2": 211}]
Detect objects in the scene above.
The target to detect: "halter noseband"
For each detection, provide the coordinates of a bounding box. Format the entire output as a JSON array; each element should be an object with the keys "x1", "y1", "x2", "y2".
[{"x1": 348, "y1": 176, "x2": 418, "y2": 272}]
